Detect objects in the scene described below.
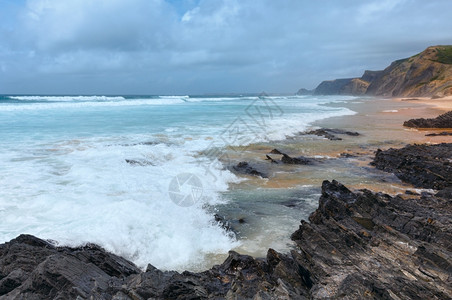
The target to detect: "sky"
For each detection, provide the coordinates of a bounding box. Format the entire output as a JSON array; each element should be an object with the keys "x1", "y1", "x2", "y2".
[{"x1": 0, "y1": 0, "x2": 451, "y2": 95}]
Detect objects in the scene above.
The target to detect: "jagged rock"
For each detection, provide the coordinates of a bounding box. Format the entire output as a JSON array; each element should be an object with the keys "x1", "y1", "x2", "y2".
[
  {"x1": 404, "y1": 111, "x2": 452, "y2": 128},
  {"x1": 306, "y1": 129, "x2": 342, "y2": 140},
  {"x1": 269, "y1": 149, "x2": 283, "y2": 155},
  {"x1": 232, "y1": 162, "x2": 268, "y2": 178},
  {"x1": 291, "y1": 180, "x2": 452, "y2": 299},
  {"x1": 371, "y1": 143, "x2": 452, "y2": 189},
  {"x1": 326, "y1": 128, "x2": 360, "y2": 136},
  {"x1": 266, "y1": 149, "x2": 315, "y2": 165},
  {"x1": 305, "y1": 128, "x2": 360, "y2": 140},
  {"x1": 0, "y1": 235, "x2": 140, "y2": 299},
  {"x1": 281, "y1": 154, "x2": 313, "y2": 165},
  {"x1": 435, "y1": 187, "x2": 452, "y2": 198},
  {"x1": 265, "y1": 154, "x2": 279, "y2": 164},
  {"x1": 0, "y1": 235, "x2": 313, "y2": 299}
]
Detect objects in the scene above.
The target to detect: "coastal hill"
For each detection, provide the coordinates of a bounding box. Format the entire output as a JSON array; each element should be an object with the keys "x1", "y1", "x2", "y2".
[{"x1": 299, "y1": 45, "x2": 452, "y2": 97}]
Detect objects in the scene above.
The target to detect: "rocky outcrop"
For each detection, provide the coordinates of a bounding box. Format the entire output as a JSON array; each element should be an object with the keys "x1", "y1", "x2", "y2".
[
  {"x1": 372, "y1": 143, "x2": 452, "y2": 190},
  {"x1": 266, "y1": 149, "x2": 316, "y2": 165},
  {"x1": 0, "y1": 235, "x2": 141, "y2": 299},
  {"x1": 232, "y1": 161, "x2": 268, "y2": 178},
  {"x1": 0, "y1": 235, "x2": 311, "y2": 299},
  {"x1": 291, "y1": 180, "x2": 452, "y2": 299},
  {"x1": 403, "y1": 111, "x2": 452, "y2": 128},
  {"x1": 304, "y1": 45, "x2": 452, "y2": 97},
  {"x1": 305, "y1": 128, "x2": 360, "y2": 140},
  {"x1": 2, "y1": 179, "x2": 451, "y2": 299}
]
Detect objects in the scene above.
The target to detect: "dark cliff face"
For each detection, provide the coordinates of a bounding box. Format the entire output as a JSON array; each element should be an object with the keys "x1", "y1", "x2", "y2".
[
  {"x1": 307, "y1": 45, "x2": 452, "y2": 97},
  {"x1": 312, "y1": 77, "x2": 369, "y2": 96}
]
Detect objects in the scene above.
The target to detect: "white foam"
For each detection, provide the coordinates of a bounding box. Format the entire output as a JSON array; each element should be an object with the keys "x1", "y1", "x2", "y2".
[
  {"x1": 0, "y1": 138, "x2": 240, "y2": 271},
  {"x1": 185, "y1": 96, "x2": 258, "y2": 102},
  {"x1": 159, "y1": 95, "x2": 190, "y2": 99},
  {"x1": 9, "y1": 95, "x2": 126, "y2": 101},
  {"x1": 0, "y1": 98, "x2": 186, "y2": 111}
]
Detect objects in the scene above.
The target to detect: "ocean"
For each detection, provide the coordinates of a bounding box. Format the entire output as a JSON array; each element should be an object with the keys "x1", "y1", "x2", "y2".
[{"x1": 0, "y1": 94, "x2": 356, "y2": 271}]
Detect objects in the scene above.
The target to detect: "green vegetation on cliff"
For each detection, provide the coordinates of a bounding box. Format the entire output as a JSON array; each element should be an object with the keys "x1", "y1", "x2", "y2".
[{"x1": 434, "y1": 46, "x2": 452, "y2": 64}]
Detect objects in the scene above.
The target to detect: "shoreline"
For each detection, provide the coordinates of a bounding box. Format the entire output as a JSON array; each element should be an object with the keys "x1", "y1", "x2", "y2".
[{"x1": 202, "y1": 95, "x2": 452, "y2": 270}]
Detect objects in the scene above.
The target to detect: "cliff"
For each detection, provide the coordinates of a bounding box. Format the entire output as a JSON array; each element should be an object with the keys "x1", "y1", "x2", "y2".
[
  {"x1": 313, "y1": 78, "x2": 369, "y2": 96},
  {"x1": 305, "y1": 45, "x2": 452, "y2": 97}
]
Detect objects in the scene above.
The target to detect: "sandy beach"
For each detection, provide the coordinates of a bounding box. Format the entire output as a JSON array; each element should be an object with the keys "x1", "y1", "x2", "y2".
[{"x1": 394, "y1": 95, "x2": 452, "y2": 111}]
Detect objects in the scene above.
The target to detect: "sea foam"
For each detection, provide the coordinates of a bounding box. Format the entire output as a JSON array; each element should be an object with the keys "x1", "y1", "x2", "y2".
[{"x1": 0, "y1": 94, "x2": 357, "y2": 271}]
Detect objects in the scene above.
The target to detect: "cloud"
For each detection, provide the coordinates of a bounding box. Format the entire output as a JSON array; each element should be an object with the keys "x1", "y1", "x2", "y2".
[
  {"x1": 22, "y1": 0, "x2": 176, "y2": 52},
  {"x1": 357, "y1": 0, "x2": 407, "y2": 23},
  {"x1": 0, "y1": 0, "x2": 451, "y2": 94}
]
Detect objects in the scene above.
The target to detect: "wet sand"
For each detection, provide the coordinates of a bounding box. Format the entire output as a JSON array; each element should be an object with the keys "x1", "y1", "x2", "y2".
[{"x1": 229, "y1": 96, "x2": 452, "y2": 190}]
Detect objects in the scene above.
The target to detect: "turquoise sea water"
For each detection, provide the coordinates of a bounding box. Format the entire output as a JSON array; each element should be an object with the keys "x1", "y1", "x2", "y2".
[{"x1": 0, "y1": 94, "x2": 356, "y2": 270}]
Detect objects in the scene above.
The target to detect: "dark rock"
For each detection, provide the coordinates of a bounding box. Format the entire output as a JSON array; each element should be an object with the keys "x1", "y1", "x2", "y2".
[
  {"x1": 326, "y1": 128, "x2": 360, "y2": 136},
  {"x1": 305, "y1": 128, "x2": 360, "y2": 141},
  {"x1": 291, "y1": 180, "x2": 452, "y2": 299},
  {"x1": 0, "y1": 234, "x2": 140, "y2": 299},
  {"x1": 307, "y1": 129, "x2": 342, "y2": 140},
  {"x1": 265, "y1": 154, "x2": 279, "y2": 164},
  {"x1": 371, "y1": 143, "x2": 452, "y2": 189},
  {"x1": 425, "y1": 131, "x2": 452, "y2": 136},
  {"x1": 281, "y1": 154, "x2": 313, "y2": 165},
  {"x1": 405, "y1": 190, "x2": 420, "y2": 196},
  {"x1": 435, "y1": 187, "x2": 452, "y2": 198},
  {"x1": 269, "y1": 149, "x2": 283, "y2": 154},
  {"x1": 125, "y1": 159, "x2": 154, "y2": 166},
  {"x1": 232, "y1": 162, "x2": 268, "y2": 178},
  {"x1": 404, "y1": 111, "x2": 452, "y2": 128},
  {"x1": 340, "y1": 152, "x2": 357, "y2": 158},
  {"x1": 267, "y1": 149, "x2": 315, "y2": 165},
  {"x1": 214, "y1": 214, "x2": 232, "y2": 232}
]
